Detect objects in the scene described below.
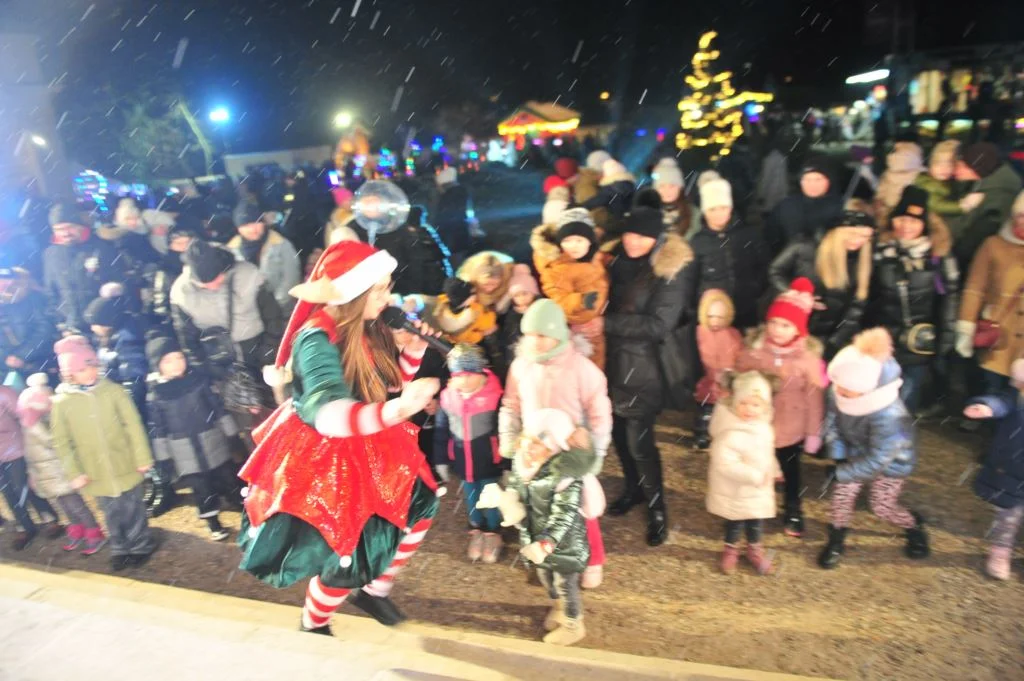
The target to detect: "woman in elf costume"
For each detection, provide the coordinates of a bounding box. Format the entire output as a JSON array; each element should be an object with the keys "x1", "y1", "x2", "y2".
[{"x1": 237, "y1": 240, "x2": 442, "y2": 634}]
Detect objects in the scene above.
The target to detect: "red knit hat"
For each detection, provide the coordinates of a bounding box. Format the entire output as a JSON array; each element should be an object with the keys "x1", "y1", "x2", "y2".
[
  {"x1": 766, "y1": 277, "x2": 816, "y2": 337},
  {"x1": 554, "y1": 158, "x2": 579, "y2": 180},
  {"x1": 272, "y1": 240, "x2": 397, "y2": 370},
  {"x1": 543, "y1": 176, "x2": 568, "y2": 195}
]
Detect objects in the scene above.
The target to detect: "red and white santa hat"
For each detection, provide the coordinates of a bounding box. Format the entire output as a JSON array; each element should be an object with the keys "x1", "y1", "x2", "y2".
[
  {"x1": 766, "y1": 277, "x2": 816, "y2": 338},
  {"x1": 272, "y1": 240, "x2": 397, "y2": 371}
]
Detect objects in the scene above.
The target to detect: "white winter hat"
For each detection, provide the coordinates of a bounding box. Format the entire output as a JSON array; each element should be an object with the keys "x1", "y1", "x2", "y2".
[
  {"x1": 436, "y1": 166, "x2": 458, "y2": 186},
  {"x1": 586, "y1": 150, "x2": 613, "y2": 172},
  {"x1": 696, "y1": 169, "x2": 722, "y2": 188},
  {"x1": 1012, "y1": 189, "x2": 1024, "y2": 217},
  {"x1": 699, "y1": 177, "x2": 733, "y2": 211},
  {"x1": 654, "y1": 163, "x2": 684, "y2": 188},
  {"x1": 522, "y1": 408, "x2": 576, "y2": 453},
  {"x1": 542, "y1": 197, "x2": 570, "y2": 226},
  {"x1": 827, "y1": 328, "x2": 895, "y2": 394}
]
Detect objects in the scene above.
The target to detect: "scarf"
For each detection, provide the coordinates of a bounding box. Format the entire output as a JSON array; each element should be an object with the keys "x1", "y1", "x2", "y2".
[
  {"x1": 518, "y1": 338, "x2": 569, "y2": 364},
  {"x1": 240, "y1": 230, "x2": 269, "y2": 265},
  {"x1": 896, "y1": 236, "x2": 932, "y2": 272},
  {"x1": 834, "y1": 379, "x2": 903, "y2": 417}
]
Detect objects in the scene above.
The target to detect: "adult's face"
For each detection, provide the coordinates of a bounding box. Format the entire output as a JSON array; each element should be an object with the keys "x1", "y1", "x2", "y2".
[
  {"x1": 892, "y1": 215, "x2": 926, "y2": 241},
  {"x1": 238, "y1": 221, "x2": 266, "y2": 242},
  {"x1": 800, "y1": 172, "x2": 830, "y2": 198},
  {"x1": 841, "y1": 226, "x2": 874, "y2": 251},
  {"x1": 622, "y1": 232, "x2": 657, "y2": 259},
  {"x1": 51, "y1": 223, "x2": 83, "y2": 245},
  {"x1": 656, "y1": 183, "x2": 681, "y2": 203}
]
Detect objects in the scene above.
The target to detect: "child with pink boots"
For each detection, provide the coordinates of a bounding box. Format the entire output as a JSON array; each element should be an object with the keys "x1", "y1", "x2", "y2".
[
  {"x1": 694, "y1": 289, "x2": 744, "y2": 449},
  {"x1": 737, "y1": 277, "x2": 825, "y2": 538},
  {"x1": 706, "y1": 370, "x2": 781, "y2": 575},
  {"x1": 16, "y1": 373, "x2": 106, "y2": 554}
]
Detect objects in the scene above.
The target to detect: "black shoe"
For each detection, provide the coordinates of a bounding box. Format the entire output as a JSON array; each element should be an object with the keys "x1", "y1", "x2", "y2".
[
  {"x1": 646, "y1": 507, "x2": 668, "y2": 547},
  {"x1": 346, "y1": 589, "x2": 408, "y2": 626},
  {"x1": 608, "y1": 488, "x2": 644, "y2": 517},
  {"x1": 147, "y1": 486, "x2": 179, "y2": 518},
  {"x1": 694, "y1": 434, "x2": 711, "y2": 450},
  {"x1": 783, "y1": 513, "x2": 804, "y2": 538},
  {"x1": 904, "y1": 512, "x2": 930, "y2": 560},
  {"x1": 12, "y1": 530, "x2": 37, "y2": 551},
  {"x1": 299, "y1": 619, "x2": 333, "y2": 636},
  {"x1": 111, "y1": 555, "x2": 132, "y2": 571},
  {"x1": 124, "y1": 552, "x2": 154, "y2": 569},
  {"x1": 818, "y1": 525, "x2": 848, "y2": 569}
]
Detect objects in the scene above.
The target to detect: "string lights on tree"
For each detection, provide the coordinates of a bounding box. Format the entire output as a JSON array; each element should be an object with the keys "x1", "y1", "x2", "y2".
[{"x1": 676, "y1": 31, "x2": 774, "y2": 160}]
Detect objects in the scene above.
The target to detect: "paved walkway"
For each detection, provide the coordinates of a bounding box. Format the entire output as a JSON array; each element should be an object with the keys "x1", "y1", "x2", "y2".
[{"x1": 0, "y1": 564, "x2": 833, "y2": 681}]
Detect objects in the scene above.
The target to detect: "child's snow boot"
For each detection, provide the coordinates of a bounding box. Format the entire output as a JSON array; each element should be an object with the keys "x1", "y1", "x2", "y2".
[
  {"x1": 543, "y1": 616, "x2": 585, "y2": 646},
  {"x1": 985, "y1": 546, "x2": 1012, "y2": 581},
  {"x1": 581, "y1": 564, "x2": 603, "y2": 589},
  {"x1": 720, "y1": 543, "x2": 740, "y2": 575},
  {"x1": 481, "y1": 532, "x2": 502, "y2": 564},
  {"x1": 817, "y1": 525, "x2": 848, "y2": 569},
  {"x1": 62, "y1": 524, "x2": 85, "y2": 551},
  {"x1": 543, "y1": 599, "x2": 566, "y2": 632},
  {"x1": 746, "y1": 543, "x2": 775, "y2": 575},
  {"x1": 81, "y1": 527, "x2": 107, "y2": 556},
  {"x1": 904, "y1": 512, "x2": 930, "y2": 560},
  {"x1": 467, "y1": 529, "x2": 484, "y2": 562}
]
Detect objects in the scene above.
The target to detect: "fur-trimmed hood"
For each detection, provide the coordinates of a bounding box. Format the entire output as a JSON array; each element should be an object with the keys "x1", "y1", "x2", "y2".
[
  {"x1": 456, "y1": 250, "x2": 515, "y2": 312},
  {"x1": 530, "y1": 223, "x2": 563, "y2": 264},
  {"x1": 877, "y1": 211, "x2": 953, "y2": 257},
  {"x1": 698, "y1": 288, "x2": 736, "y2": 329},
  {"x1": 599, "y1": 167, "x2": 636, "y2": 187},
  {"x1": 606, "y1": 231, "x2": 694, "y2": 282},
  {"x1": 745, "y1": 326, "x2": 825, "y2": 363}
]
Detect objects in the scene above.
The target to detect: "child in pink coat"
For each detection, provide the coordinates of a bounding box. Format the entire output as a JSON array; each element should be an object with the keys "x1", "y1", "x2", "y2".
[
  {"x1": 694, "y1": 289, "x2": 744, "y2": 449},
  {"x1": 737, "y1": 277, "x2": 825, "y2": 538},
  {"x1": 499, "y1": 299, "x2": 612, "y2": 588}
]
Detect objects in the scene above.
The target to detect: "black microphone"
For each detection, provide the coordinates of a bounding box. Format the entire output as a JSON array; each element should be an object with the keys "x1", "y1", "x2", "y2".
[{"x1": 381, "y1": 306, "x2": 454, "y2": 355}]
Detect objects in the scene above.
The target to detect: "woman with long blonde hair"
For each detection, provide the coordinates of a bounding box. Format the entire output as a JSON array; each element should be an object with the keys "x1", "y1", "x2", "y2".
[
  {"x1": 769, "y1": 200, "x2": 875, "y2": 359},
  {"x1": 237, "y1": 240, "x2": 442, "y2": 634}
]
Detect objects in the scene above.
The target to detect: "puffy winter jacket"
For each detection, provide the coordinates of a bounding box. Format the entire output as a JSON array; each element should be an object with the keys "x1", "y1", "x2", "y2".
[
  {"x1": 147, "y1": 370, "x2": 238, "y2": 480},
  {"x1": 684, "y1": 219, "x2": 770, "y2": 330},
  {"x1": 0, "y1": 290, "x2": 59, "y2": 376},
  {"x1": 51, "y1": 379, "x2": 153, "y2": 498},
  {"x1": 971, "y1": 391, "x2": 1024, "y2": 509},
  {"x1": 868, "y1": 234, "x2": 959, "y2": 366},
  {"x1": 22, "y1": 421, "x2": 73, "y2": 499},
  {"x1": 510, "y1": 443, "x2": 596, "y2": 574},
  {"x1": 765, "y1": 193, "x2": 843, "y2": 256},
  {"x1": 824, "y1": 382, "x2": 916, "y2": 484},
  {"x1": 433, "y1": 370, "x2": 504, "y2": 483},
  {"x1": 952, "y1": 163, "x2": 1022, "y2": 271},
  {"x1": 0, "y1": 386, "x2": 23, "y2": 463},
  {"x1": 770, "y1": 242, "x2": 869, "y2": 358},
  {"x1": 43, "y1": 236, "x2": 127, "y2": 333},
  {"x1": 604, "y1": 233, "x2": 693, "y2": 417},
  {"x1": 705, "y1": 404, "x2": 781, "y2": 521},
  {"x1": 913, "y1": 173, "x2": 963, "y2": 223}
]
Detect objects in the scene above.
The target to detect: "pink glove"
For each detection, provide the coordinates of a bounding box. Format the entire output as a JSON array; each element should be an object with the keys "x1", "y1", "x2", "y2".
[{"x1": 804, "y1": 435, "x2": 822, "y2": 455}]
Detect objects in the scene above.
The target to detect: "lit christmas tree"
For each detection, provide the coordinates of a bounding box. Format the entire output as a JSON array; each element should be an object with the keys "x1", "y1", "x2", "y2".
[{"x1": 676, "y1": 31, "x2": 773, "y2": 160}]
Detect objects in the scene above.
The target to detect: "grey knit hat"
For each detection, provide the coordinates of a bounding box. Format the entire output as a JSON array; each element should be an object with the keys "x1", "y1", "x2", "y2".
[{"x1": 446, "y1": 343, "x2": 488, "y2": 374}]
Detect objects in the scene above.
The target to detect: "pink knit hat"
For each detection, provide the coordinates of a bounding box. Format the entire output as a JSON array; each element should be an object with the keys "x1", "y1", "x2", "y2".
[
  {"x1": 55, "y1": 335, "x2": 99, "y2": 377},
  {"x1": 508, "y1": 263, "x2": 539, "y2": 297},
  {"x1": 16, "y1": 373, "x2": 53, "y2": 428}
]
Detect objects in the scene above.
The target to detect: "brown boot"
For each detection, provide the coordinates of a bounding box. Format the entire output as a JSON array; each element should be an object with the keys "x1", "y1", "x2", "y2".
[
  {"x1": 746, "y1": 543, "x2": 775, "y2": 575},
  {"x1": 543, "y1": 616, "x2": 585, "y2": 646}
]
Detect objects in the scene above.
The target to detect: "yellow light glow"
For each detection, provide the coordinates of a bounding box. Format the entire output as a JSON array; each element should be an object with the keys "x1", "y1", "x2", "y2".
[
  {"x1": 698, "y1": 31, "x2": 717, "y2": 49},
  {"x1": 498, "y1": 118, "x2": 581, "y2": 137},
  {"x1": 599, "y1": 91, "x2": 610, "y2": 101}
]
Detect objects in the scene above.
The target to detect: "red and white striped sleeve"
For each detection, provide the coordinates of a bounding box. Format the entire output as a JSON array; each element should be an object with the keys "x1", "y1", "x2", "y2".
[
  {"x1": 398, "y1": 346, "x2": 427, "y2": 387},
  {"x1": 314, "y1": 397, "x2": 405, "y2": 438}
]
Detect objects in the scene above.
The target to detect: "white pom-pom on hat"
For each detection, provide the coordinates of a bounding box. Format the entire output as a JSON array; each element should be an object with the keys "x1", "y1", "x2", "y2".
[
  {"x1": 100, "y1": 282, "x2": 125, "y2": 298},
  {"x1": 339, "y1": 555, "x2": 353, "y2": 568},
  {"x1": 26, "y1": 373, "x2": 50, "y2": 388}
]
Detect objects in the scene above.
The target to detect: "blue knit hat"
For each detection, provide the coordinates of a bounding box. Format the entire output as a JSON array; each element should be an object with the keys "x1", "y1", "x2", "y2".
[{"x1": 446, "y1": 343, "x2": 488, "y2": 374}]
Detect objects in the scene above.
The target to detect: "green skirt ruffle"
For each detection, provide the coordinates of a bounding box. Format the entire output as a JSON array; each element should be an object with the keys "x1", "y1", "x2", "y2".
[{"x1": 237, "y1": 479, "x2": 439, "y2": 590}]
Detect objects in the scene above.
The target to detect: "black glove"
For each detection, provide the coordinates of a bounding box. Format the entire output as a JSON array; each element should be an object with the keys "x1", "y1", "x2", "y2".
[{"x1": 582, "y1": 292, "x2": 599, "y2": 310}]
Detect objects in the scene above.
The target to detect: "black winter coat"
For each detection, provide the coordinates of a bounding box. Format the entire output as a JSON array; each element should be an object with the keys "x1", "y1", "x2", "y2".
[
  {"x1": 582, "y1": 180, "x2": 636, "y2": 219},
  {"x1": 765, "y1": 193, "x2": 843, "y2": 256},
  {"x1": 435, "y1": 184, "x2": 471, "y2": 255},
  {"x1": 500, "y1": 308, "x2": 525, "y2": 376},
  {"x1": 769, "y1": 241, "x2": 867, "y2": 359},
  {"x1": 605, "y1": 233, "x2": 694, "y2": 417},
  {"x1": 42, "y1": 237, "x2": 127, "y2": 333},
  {"x1": 375, "y1": 223, "x2": 451, "y2": 297},
  {"x1": 0, "y1": 291, "x2": 58, "y2": 377},
  {"x1": 683, "y1": 219, "x2": 770, "y2": 330},
  {"x1": 867, "y1": 239, "x2": 960, "y2": 366},
  {"x1": 972, "y1": 391, "x2": 1024, "y2": 509}
]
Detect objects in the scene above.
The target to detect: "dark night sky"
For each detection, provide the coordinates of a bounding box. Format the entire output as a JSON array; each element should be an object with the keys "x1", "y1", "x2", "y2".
[{"x1": 3, "y1": 0, "x2": 1022, "y2": 161}]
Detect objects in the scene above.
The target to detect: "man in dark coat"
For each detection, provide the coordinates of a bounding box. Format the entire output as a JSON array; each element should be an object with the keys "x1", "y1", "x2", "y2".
[
  {"x1": 42, "y1": 200, "x2": 128, "y2": 334},
  {"x1": 952, "y1": 142, "x2": 1023, "y2": 272},
  {"x1": 765, "y1": 158, "x2": 843, "y2": 256},
  {"x1": 374, "y1": 206, "x2": 452, "y2": 297},
  {"x1": 604, "y1": 207, "x2": 694, "y2": 547}
]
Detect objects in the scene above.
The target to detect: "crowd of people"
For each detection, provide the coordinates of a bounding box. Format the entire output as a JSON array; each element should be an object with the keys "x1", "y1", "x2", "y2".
[{"x1": 0, "y1": 134, "x2": 1023, "y2": 648}]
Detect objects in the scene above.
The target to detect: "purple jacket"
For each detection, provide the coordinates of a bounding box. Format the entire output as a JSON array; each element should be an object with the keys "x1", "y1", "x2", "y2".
[{"x1": 434, "y1": 370, "x2": 505, "y2": 482}]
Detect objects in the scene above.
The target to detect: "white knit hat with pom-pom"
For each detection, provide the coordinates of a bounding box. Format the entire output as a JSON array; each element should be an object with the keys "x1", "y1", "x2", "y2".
[{"x1": 827, "y1": 328, "x2": 895, "y2": 394}]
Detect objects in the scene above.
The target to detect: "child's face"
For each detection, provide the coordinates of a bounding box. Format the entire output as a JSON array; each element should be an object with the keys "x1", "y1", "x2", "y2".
[
  {"x1": 736, "y1": 396, "x2": 768, "y2": 421},
  {"x1": 523, "y1": 333, "x2": 559, "y2": 355},
  {"x1": 704, "y1": 205, "x2": 732, "y2": 231},
  {"x1": 71, "y1": 365, "x2": 100, "y2": 386},
  {"x1": 766, "y1": 318, "x2": 799, "y2": 346},
  {"x1": 159, "y1": 352, "x2": 187, "y2": 379},
  {"x1": 477, "y1": 276, "x2": 501, "y2": 295},
  {"x1": 835, "y1": 385, "x2": 865, "y2": 399},
  {"x1": 450, "y1": 372, "x2": 486, "y2": 395},
  {"x1": 560, "y1": 235, "x2": 591, "y2": 261},
  {"x1": 930, "y1": 159, "x2": 953, "y2": 181},
  {"x1": 892, "y1": 215, "x2": 926, "y2": 241},
  {"x1": 512, "y1": 291, "x2": 536, "y2": 311},
  {"x1": 706, "y1": 301, "x2": 729, "y2": 330}
]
